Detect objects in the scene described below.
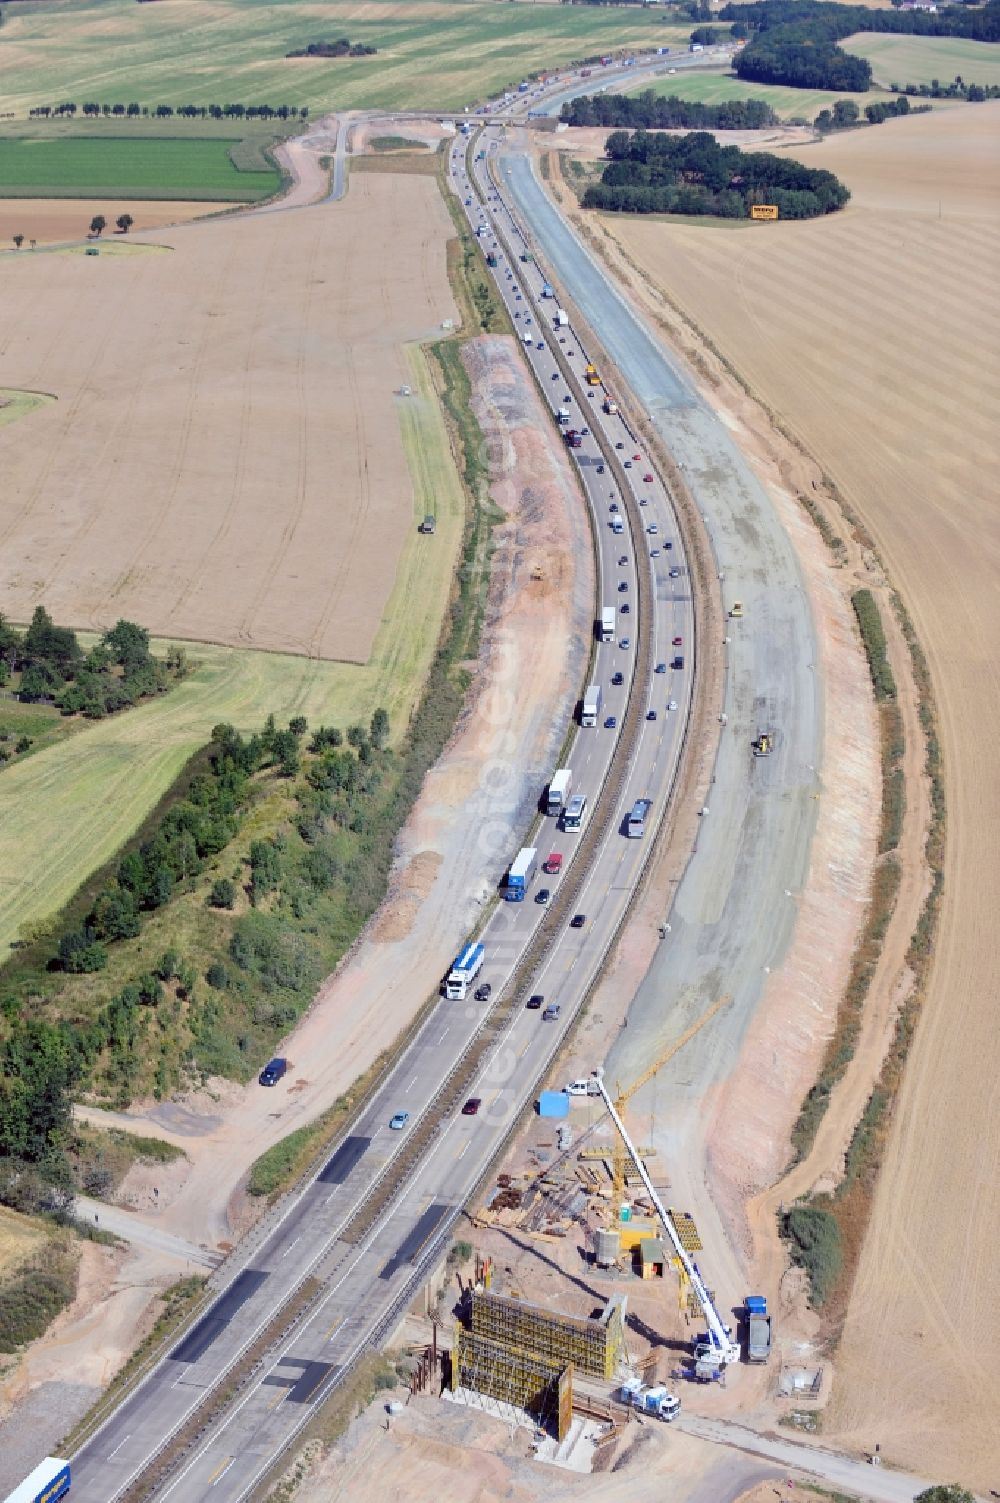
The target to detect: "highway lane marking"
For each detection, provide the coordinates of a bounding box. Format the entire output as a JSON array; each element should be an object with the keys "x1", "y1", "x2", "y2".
[
  {"x1": 437, "y1": 1027, "x2": 450, "y2": 1044},
  {"x1": 281, "y1": 1235, "x2": 301, "y2": 1259},
  {"x1": 455, "y1": 1141, "x2": 470, "y2": 1160},
  {"x1": 208, "y1": 1457, "x2": 235, "y2": 1487},
  {"x1": 405, "y1": 1073, "x2": 419, "y2": 1094},
  {"x1": 267, "y1": 1388, "x2": 285, "y2": 1411},
  {"x1": 108, "y1": 1433, "x2": 132, "y2": 1461},
  {"x1": 327, "y1": 1317, "x2": 345, "y2": 1342}
]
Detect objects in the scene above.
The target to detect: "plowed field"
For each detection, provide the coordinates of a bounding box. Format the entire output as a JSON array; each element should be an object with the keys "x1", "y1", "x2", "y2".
[
  {"x1": 0, "y1": 172, "x2": 456, "y2": 663},
  {"x1": 601, "y1": 103, "x2": 1000, "y2": 1488}
]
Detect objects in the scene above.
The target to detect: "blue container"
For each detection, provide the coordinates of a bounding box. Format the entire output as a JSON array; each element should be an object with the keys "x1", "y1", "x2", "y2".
[{"x1": 538, "y1": 1091, "x2": 569, "y2": 1119}]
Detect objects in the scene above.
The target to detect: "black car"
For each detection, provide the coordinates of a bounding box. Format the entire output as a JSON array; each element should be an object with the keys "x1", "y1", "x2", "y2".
[
  {"x1": 570, "y1": 914, "x2": 586, "y2": 929},
  {"x1": 535, "y1": 887, "x2": 551, "y2": 905},
  {"x1": 526, "y1": 994, "x2": 544, "y2": 1010},
  {"x1": 597, "y1": 463, "x2": 605, "y2": 474},
  {"x1": 475, "y1": 983, "x2": 492, "y2": 1002},
  {"x1": 618, "y1": 579, "x2": 627, "y2": 591},
  {"x1": 259, "y1": 1057, "x2": 288, "y2": 1087},
  {"x1": 612, "y1": 671, "x2": 624, "y2": 686}
]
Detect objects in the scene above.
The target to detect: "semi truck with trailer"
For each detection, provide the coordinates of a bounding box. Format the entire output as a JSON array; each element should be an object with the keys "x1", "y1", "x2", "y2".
[
  {"x1": 445, "y1": 943, "x2": 485, "y2": 999},
  {"x1": 505, "y1": 847, "x2": 538, "y2": 901},
  {"x1": 600, "y1": 606, "x2": 616, "y2": 642},
  {"x1": 618, "y1": 1379, "x2": 680, "y2": 1422},
  {"x1": 585, "y1": 363, "x2": 602, "y2": 386},
  {"x1": 564, "y1": 429, "x2": 583, "y2": 449},
  {"x1": 581, "y1": 685, "x2": 602, "y2": 727},
  {"x1": 3, "y1": 1457, "x2": 71, "y2": 1503},
  {"x1": 546, "y1": 768, "x2": 572, "y2": 817}
]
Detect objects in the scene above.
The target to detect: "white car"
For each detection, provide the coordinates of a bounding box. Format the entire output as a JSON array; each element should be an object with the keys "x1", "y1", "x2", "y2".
[
  {"x1": 565, "y1": 1078, "x2": 601, "y2": 1097},
  {"x1": 667, "y1": 699, "x2": 678, "y2": 711}
]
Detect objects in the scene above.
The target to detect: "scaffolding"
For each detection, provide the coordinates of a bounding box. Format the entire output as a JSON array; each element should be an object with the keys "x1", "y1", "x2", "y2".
[
  {"x1": 469, "y1": 1289, "x2": 627, "y2": 1381},
  {"x1": 452, "y1": 1327, "x2": 572, "y2": 1439}
]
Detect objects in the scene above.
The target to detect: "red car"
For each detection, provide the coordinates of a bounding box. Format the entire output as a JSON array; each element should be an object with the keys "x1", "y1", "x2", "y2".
[
  {"x1": 672, "y1": 636, "x2": 683, "y2": 647},
  {"x1": 633, "y1": 453, "x2": 641, "y2": 461},
  {"x1": 543, "y1": 852, "x2": 563, "y2": 875},
  {"x1": 643, "y1": 472, "x2": 654, "y2": 483},
  {"x1": 462, "y1": 1098, "x2": 482, "y2": 1116}
]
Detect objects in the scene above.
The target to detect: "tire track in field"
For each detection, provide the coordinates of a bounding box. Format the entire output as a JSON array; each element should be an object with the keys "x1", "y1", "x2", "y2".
[
  {"x1": 98, "y1": 231, "x2": 243, "y2": 628},
  {"x1": 0, "y1": 262, "x2": 122, "y2": 553},
  {"x1": 232, "y1": 215, "x2": 324, "y2": 654},
  {"x1": 165, "y1": 223, "x2": 286, "y2": 636}
]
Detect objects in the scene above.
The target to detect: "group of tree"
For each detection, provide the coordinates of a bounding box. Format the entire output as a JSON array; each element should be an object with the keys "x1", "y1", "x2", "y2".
[
  {"x1": 721, "y1": 0, "x2": 1000, "y2": 92},
  {"x1": 584, "y1": 129, "x2": 850, "y2": 220},
  {"x1": 285, "y1": 38, "x2": 377, "y2": 59},
  {"x1": 0, "y1": 607, "x2": 186, "y2": 720},
  {"x1": 28, "y1": 101, "x2": 309, "y2": 121},
  {"x1": 814, "y1": 94, "x2": 912, "y2": 129},
  {"x1": 898, "y1": 75, "x2": 1000, "y2": 101},
  {"x1": 562, "y1": 89, "x2": 777, "y2": 130}
]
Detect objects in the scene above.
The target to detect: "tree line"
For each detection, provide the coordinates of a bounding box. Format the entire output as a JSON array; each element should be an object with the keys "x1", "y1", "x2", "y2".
[
  {"x1": 285, "y1": 38, "x2": 377, "y2": 58},
  {"x1": 0, "y1": 706, "x2": 393, "y2": 1208},
  {"x1": 561, "y1": 90, "x2": 778, "y2": 130},
  {"x1": 28, "y1": 101, "x2": 309, "y2": 120},
  {"x1": 584, "y1": 129, "x2": 850, "y2": 220},
  {"x1": 722, "y1": 0, "x2": 1000, "y2": 92},
  {"x1": 0, "y1": 607, "x2": 186, "y2": 724}
]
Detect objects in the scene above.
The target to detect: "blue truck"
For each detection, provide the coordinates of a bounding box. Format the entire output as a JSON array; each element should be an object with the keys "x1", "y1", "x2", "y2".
[
  {"x1": 746, "y1": 1294, "x2": 772, "y2": 1363},
  {"x1": 505, "y1": 847, "x2": 538, "y2": 901},
  {"x1": 3, "y1": 1458, "x2": 71, "y2": 1503}
]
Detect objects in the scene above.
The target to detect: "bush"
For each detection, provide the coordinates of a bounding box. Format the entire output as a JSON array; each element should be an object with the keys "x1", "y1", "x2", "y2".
[
  {"x1": 0, "y1": 1244, "x2": 78, "y2": 1352},
  {"x1": 208, "y1": 877, "x2": 236, "y2": 910},
  {"x1": 914, "y1": 1489, "x2": 976, "y2": 1503},
  {"x1": 782, "y1": 1205, "x2": 842, "y2": 1306},
  {"x1": 206, "y1": 962, "x2": 229, "y2": 990},
  {"x1": 852, "y1": 589, "x2": 896, "y2": 700}
]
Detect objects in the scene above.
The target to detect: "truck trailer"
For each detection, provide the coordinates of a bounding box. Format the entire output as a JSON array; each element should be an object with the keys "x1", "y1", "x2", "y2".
[
  {"x1": 505, "y1": 847, "x2": 538, "y2": 901},
  {"x1": 555, "y1": 309, "x2": 569, "y2": 328},
  {"x1": 600, "y1": 606, "x2": 616, "y2": 642},
  {"x1": 546, "y1": 769, "x2": 572, "y2": 817},
  {"x1": 581, "y1": 684, "x2": 602, "y2": 727},
  {"x1": 3, "y1": 1458, "x2": 71, "y2": 1503},
  {"x1": 445, "y1": 943, "x2": 485, "y2": 999}
]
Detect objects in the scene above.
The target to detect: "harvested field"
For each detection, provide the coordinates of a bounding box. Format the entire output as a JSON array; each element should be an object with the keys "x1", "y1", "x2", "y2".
[
  {"x1": 0, "y1": 0, "x2": 685, "y2": 116},
  {"x1": 0, "y1": 335, "x2": 464, "y2": 961},
  {"x1": 0, "y1": 1207, "x2": 49, "y2": 1283},
  {"x1": 0, "y1": 199, "x2": 224, "y2": 247},
  {"x1": 599, "y1": 102, "x2": 1000, "y2": 1488},
  {"x1": 0, "y1": 171, "x2": 456, "y2": 663}
]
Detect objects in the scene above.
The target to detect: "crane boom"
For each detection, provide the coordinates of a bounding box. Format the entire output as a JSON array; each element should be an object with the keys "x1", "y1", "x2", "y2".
[{"x1": 594, "y1": 1073, "x2": 741, "y2": 1366}]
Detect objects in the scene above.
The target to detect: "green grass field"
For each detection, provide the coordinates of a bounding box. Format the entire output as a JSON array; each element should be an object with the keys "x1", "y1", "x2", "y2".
[
  {"x1": 636, "y1": 69, "x2": 881, "y2": 121},
  {"x1": 0, "y1": 137, "x2": 279, "y2": 200},
  {"x1": 0, "y1": 0, "x2": 685, "y2": 117},
  {"x1": 0, "y1": 345, "x2": 463, "y2": 959},
  {"x1": 844, "y1": 32, "x2": 1000, "y2": 88}
]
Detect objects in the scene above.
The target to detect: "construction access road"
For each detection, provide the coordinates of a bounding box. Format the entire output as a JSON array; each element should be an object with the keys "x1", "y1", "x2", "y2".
[
  {"x1": 484, "y1": 137, "x2": 821, "y2": 1302},
  {"x1": 63, "y1": 139, "x2": 697, "y2": 1503}
]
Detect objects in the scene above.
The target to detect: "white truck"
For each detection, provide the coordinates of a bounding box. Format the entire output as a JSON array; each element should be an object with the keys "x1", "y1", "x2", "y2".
[
  {"x1": 546, "y1": 768, "x2": 572, "y2": 817},
  {"x1": 619, "y1": 1378, "x2": 681, "y2": 1422},
  {"x1": 581, "y1": 684, "x2": 602, "y2": 727},
  {"x1": 600, "y1": 606, "x2": 616, "y2": 642},
  {"x1": 445, "y1": 942, "x2": 485, "y2": 999},
  {"x1": 610, "y1": 515, "x2": 624, "y2": 535},
  {"x1": 554, "y1": 308, "x2": 569, "y2": 328},
  {"x1": 557, "y1": 407, "x2": 571, "y2": 425}
]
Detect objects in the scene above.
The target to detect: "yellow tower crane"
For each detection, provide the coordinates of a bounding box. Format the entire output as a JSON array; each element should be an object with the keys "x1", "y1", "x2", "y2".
[{"x1": 609, "y1": 996, "x2": 729, "y2": 1211}]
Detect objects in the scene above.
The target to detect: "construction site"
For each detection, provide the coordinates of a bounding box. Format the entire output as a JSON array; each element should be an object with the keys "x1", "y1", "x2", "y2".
[{"x1": 394, "y1": 1058, "x2": 792, "y2": 1471}]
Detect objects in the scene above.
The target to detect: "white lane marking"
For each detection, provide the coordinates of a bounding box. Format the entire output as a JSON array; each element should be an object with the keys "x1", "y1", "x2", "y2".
[
  {"x1": 108, "y1": 1434, "x2": 132, "y2": 1461},
  {"x1": 281, "y1": 1236, "x2": 300, "y2": 1259}
]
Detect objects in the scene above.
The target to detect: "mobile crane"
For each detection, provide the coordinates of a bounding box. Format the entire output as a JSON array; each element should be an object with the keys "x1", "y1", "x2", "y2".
[{"x1": 593, "y1": 1070, "x2": 742, "y2": 1371}]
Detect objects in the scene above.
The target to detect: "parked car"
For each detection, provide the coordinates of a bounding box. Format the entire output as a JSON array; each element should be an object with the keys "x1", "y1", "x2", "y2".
[
  {"x1": 389, "y1": 1112, "x2": 410, "y2": 1130},
  {"x1": 259, "y1": 1058, "x2": 288, "y2": 1088}
]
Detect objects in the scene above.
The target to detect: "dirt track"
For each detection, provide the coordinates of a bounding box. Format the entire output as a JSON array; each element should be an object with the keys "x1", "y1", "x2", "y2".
[
  {"x1": 0, "y1": 171, "x2": 456, "y2": 662},
  {"x1": 601, "y1": 103, "x2": 1000, "y2": 1487}
]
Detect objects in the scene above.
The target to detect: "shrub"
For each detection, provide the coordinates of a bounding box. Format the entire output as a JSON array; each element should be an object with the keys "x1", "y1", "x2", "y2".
[
  {"x1": 782, "y1": 1204, "x2": 842, "y2": 1306},
  {"x1": 208, "y1": 877, "x2": 236, "y2": 910},
  {"x1": 206, "y1": 962, "x2": 229, "y2": 990},
  {"x1": 852, "y1": 589, "x2": 896, "y2": 700}
]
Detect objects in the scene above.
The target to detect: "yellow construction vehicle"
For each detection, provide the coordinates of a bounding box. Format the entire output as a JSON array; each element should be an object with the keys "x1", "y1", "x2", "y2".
[
  {"x1": 585, "y1": 363, "x2": 602, "y2": 387},
  {"x1": 753, "y1": 732, "x2": 772, "y2": 757},
  {"x1": 729, "y1": 601, "x2": 744, "y2": 618}
]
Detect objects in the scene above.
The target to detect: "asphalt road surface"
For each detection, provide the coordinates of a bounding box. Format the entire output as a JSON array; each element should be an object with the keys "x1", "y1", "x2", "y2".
[
  {"x1": 63, "y1": 134, "x2": 698, "y2": 1503},
  {"x1": 492, "y1": 144, "x2": 821, "y2": 1304}
]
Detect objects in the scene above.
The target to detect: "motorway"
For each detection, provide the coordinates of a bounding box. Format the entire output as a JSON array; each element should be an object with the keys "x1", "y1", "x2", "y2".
[{"x1": 64, "y1": 120, "x2": 701, "y2": 1503}]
